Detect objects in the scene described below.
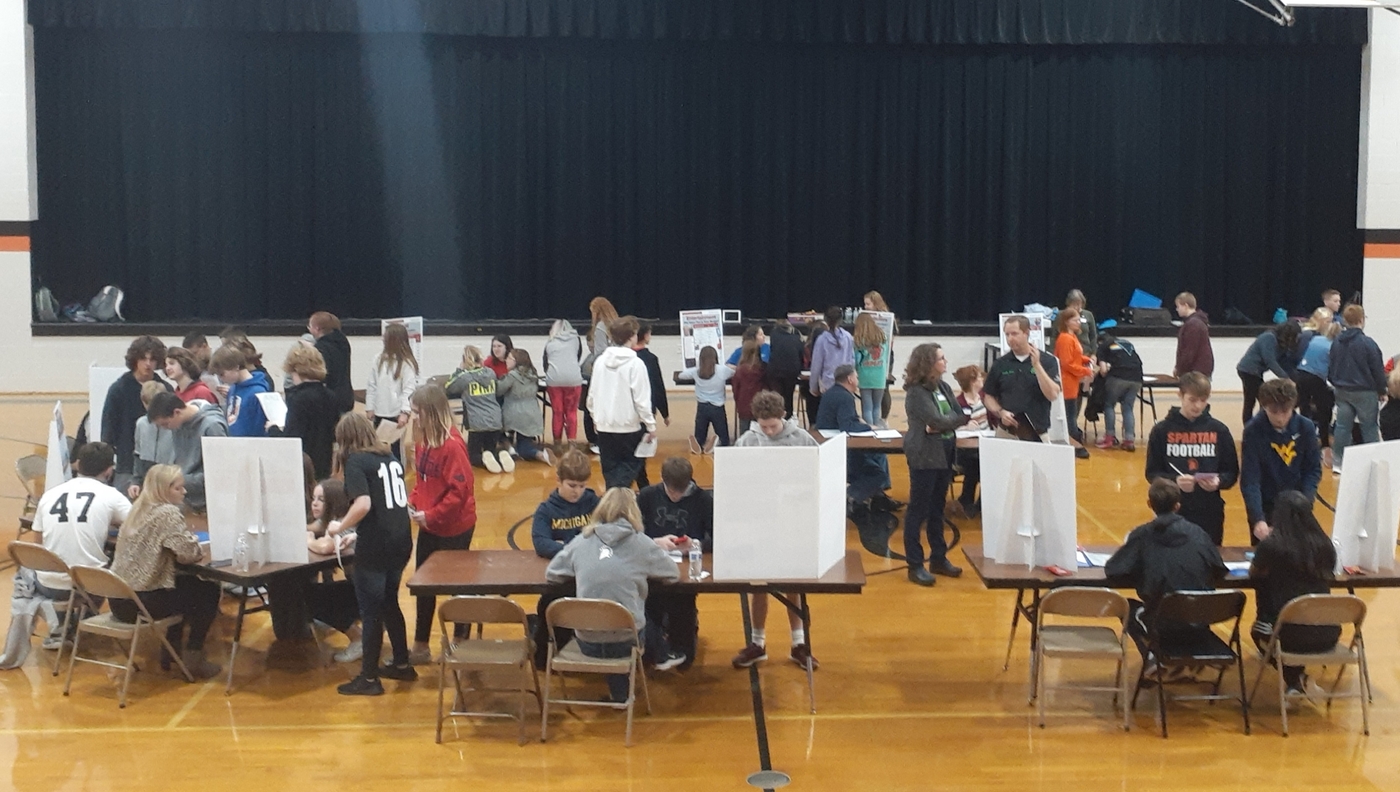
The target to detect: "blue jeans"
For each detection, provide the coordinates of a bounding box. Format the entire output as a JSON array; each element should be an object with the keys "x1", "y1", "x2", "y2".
[
  {"x1": 511, "y1": 432, "x2": 544, "y2": 461},
  {"x1": 1334, "y1": 389, "x2": 1381, "y2": 466},
  {"x1": 848, "y1": 451, "x2": 889, "y2": 503},
  {"x1": 859, "y1": 388, "x2": 885, "y2": 426},
  {"x1": 694, "y1": 402, "x2": 729, "y2": 447},
  {"x1": 576, "y1": 631, "x2": 642, "y2": 702},
  {"x1": 1102, "y1": 379, "x2": 1141, "y2": 440},
  {"x1": 904, "y1": 467, "x2": 953, "y2": 570},
  {"x1": 352, "y1": 563, "x2": 409, "y2": 679}
]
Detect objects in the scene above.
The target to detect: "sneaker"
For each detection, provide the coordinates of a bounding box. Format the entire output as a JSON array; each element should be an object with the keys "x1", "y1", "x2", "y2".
[
  {"x1": 653, "y1": 652, "x2": 687, "y2": 672},
  {"x1": 407, "y1": 647, "x2": 432, "y2": 666},
  {"x1": 1095, "y1": 435, "x2": 1118, "y2": 449},
  {"x1": 907, "y1": 567, "x2": 936, "y2": 587},
  {"x1": 333, "y1": 641, "x2": 364, "y2": 664},
  {"x1": 731, "y1": 643, "x2": 768, "y2": 668},
  {"x1": 688, "y1": 437, "x2": 703, "y2": 455},
  {"x1": 846, "y1": 499, "x2": 871, "y2": 520},
  {"x1": 337, "y1": 674, "x2": 384, "y2": 696},
  {"x1": 1074, "y1": 446, "x2": 1091, "y2": 460},
  {"x1": 378, "y1": 663, "x2": 419, "y2": 682},
  {"x1": 1122, "y1": 440, "x2": 1136, "y2": 452},
  {"x1": 482, "y1": 451, "x2": 503, "y2": 473},
  {"x1": 1333, "y1": 464, "x2": 1343, "y2": 475},
  {"x1": 589, "y1": 444, "x2": 600, "y2": 455},
  {"x1": 498, "y1": 452, "x2": 516, "y2": 473},
  {"x1": 930, "y1": 559, "x2": 963, "y2": 578},
  {"x1": 790, "y1": 643, "x2": 820, "y2": 671}
]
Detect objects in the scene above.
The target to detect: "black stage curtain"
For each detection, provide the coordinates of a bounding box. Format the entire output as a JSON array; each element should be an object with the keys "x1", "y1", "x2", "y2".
[{"x1": 29, "y1": 3, "x2": 1365, "y2": 322}]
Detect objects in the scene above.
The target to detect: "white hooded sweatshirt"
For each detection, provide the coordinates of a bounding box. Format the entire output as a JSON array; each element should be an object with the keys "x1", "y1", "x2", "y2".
[{"x1": 586, "y1": 346, "x2": 656, "y2": 434}]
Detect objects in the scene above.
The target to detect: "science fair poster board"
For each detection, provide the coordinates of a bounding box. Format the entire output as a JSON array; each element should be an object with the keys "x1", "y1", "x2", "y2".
[
  {"x1": 712, "y1": 435, "x2": 846, "y2": 581},
  {"x1": 87, "y1": 365, "x2": 127, "y2": 441},
  {"x1": 980, "y1": 437, "x2": 1077, "y2": 570},
  {"x1": 202, "y1": 437, "x2": 308, "y2": 565},
  {"x1": 1333, "y1": 440, "x2": 1400, "y2": 574},
  {"x1": 45, "y1": 401, "x2": 71, "y2": 493},
  {"x1": 680, "y1": 309, "x2": 725, "y2": 369},
  {"x1": 997, "y1": 313, "x2": 1046, "y2": 355},
  {"x1": 382, "y1": 316, "x2": 425, "y2": 364}
]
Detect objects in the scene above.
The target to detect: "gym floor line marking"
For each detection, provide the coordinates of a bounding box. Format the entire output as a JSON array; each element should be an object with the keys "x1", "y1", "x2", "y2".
[
  {"x1": 164, "y1": 677, "x2": 218, "y2": 729},
  {"x1": 1077, "y1": 503, "x2": 1123, "y2": 545}
]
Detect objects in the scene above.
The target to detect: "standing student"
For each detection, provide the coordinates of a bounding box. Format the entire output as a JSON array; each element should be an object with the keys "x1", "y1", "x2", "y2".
[
  {"x1": 329, "y1": 413, "x2": 416, "y2": 696},
  {"x1": 1293, "y1": 310, "x2": 1339, "y2": 467},
  {"x1": 1144, "y1": 373, "x2": 1239, "y2": 546},
  {"x1": 406, "y1": 385, "x2": 477, "y2": 665},
  {"x1": 809, "y1": 306, "x2": 854, "y2": 399},
  {"x1": 800, "y1": 320, "x2": 829, "y2": 422},
  {"x1": 952, "y1": 365, "x2": 987, "y2": 518},
  {"x1": 731, "y1": 340, "x2": 768, "y2": 437},
  {"x1": 102, "y1": 335, "x2": 170, "y2": 477},
  {"x1": 309, "y1": 312, "x2": 354, "y2": 416},
  {"x1": 31, "y1": 443, "x2": 130, "y2": 603},
  {"x1": 485, "y1": 335, "x2": 514, "y2": 379},
  {"x1": 852, "y1": 313, "x2": 890, "y2": 429},
  {"x1": 305, "y1": 479, "x2": 363, "y2": 664},
  {"x1": 982, "y1": 315, "x2": 1062, "y2": 442},
  {"x1": 1328, "y1": 304, "x2": 1387, "y2": 471},
  {"x1": 1241, "y1": 379, "x2": 1322, "y2": 546},
  {"x1": 631, "y1": 324, "x2": 669, "y2": 487},
  {"x1": 146, "y1": 391, "x2": 228, "y2": 511},
  {"x1": 210, "y1": 345, "x2": 271, "y2": 438},
  {"x1": 581, "y1": 296, "x2": 620, "y2": 450},
  {"x1": 637, "y1": 457, "x2": 712, "y2": 669},
  {"x1": 1093, "y1": 334, "x2": 1145, "y2": 450},
  {"x1": 679, "y1": 346, "x2": 735, "y2": 453},
  {"x1": 726, "y1": 325, "x2": 772, "y2": 365},
  {"x1": 587, "y1": 316, "x2": 657, "y2": 488},
  {"x1": 164, "y1": 348, "x2": 217, "y2": 404},
  {"x1": 1052, "y1": 308, "x2": 1093, "y2": 458},
  {"x1": 365, "y1": 323, "x2": 420, "y2": 458},
  {"x1": 133, "y1": 381, "x2": 176, "y2": 482},
  {"x1": 544, "y1": 488, "x2": 680, "y2": 703},
  {"x1": 499, "y1": 349, "x2": 552, "y2": 465},
  {"x1": 1173, "y1": 292, "x2": 1214, "y2": 379},
  {"x1": 864, "y1": 291, "x2": 898, "y2": 421},
  {"x1": 766, "y1": 320, "x2": 805, "y2": 419},
  {"x1": 1236, "y1": 321, "x2": 1302, "y2": 425},
  {"x1": 272, "y1": 346, "x2": 338, "y2": 481},
  {"x1": 445, "y1": 345, "x2": 513, "y2": 474},
  {"x1": 731, "y1": 391, "x2": 821, "y2": 669},
  {"x1": 1249, "y1": 491, "x2": 1341, "y2": 696},
  {"x1": 902, "y1": 344, "x2": 970, "y2": 586},
  {"x1": 543, "y1": 319, "x2": 586, "y2": 446},
  {"x1": 1064, "y1": 289, "x2": 1098, "y2": 354}
]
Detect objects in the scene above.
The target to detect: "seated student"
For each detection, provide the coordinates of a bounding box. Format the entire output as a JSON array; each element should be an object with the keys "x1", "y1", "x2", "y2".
[
  {"x1": 32, "y1": 443, "x2": 130, "y2": 607},
  {"x1": 110, "y1": 465, "x2": 223, "y2": 679},
  {"x1": 1241, "y1": 379, "x2": 1322, "y2": 546},
  {"x1": 499, "y1": 349, "x2": 552, "y2": 465},
  {"x1": 305, "y1": 479, "x2": 362, "y2": 664},
  {"x1": 446, "y1": 345, "x2": 513, "y2": 473},
  {"x1": 269, "y1": 345, "x2": 338, "y2": 480},
  {"x1": 1249, "y1": 491, "x2": 1341, "y2": 696},
  {"x1": 1105, "y1": 478, "x2": 1227, "y2": 672},
  {"x1": 637, "y1": 457, "x2": 712, "y2": 670},
  {"x1": 133, "y1": 381, "x2": 176, "y2": 483},
  {"x1": 102, "y1": 335, "x2": 171, "y2": 478},
  {"x1": 732, "y1": 391, "x2": 821, "y2": 670},
  {"x1": 816, "y1": 364, "x2": 900, "y2": 515},
  {"x1": 209, "y1": 345, "x2": 271, "y2": 438},
  {"x1": 951, "y1": 365, "x2": 987, "y2": 518},
  {"x1": 1144, "y1": 372, "x2": 1239, "y2": 546},
  {"x1": 545, "y1": 487, "x2": 680, "y2": 702},
  {"x1": 531, "y1": 450, "x2": 601, "y2": 668},
  {"x1": 146, "y1": 392, "x2": 228, "y2": 512},
  {"x1": 164, "y1": 347, "x2": 218, "y2": 405}
]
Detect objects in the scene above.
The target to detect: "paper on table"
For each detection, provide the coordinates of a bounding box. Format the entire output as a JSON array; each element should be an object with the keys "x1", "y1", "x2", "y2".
[
  {"x1": 818, "y1": 429, "x2": 844, "y2": 439},
  {"x1": 634, "y1": 434, "x2": 659, "y2": 458},
  {"x1": 1084, "y1": 552, "x2": 1113, "y2": 567},
  {"x1": 872, "y1": 429, "x2": 902, "y2": 439},
  {"x1": 255, "y1": 392, "x2": 288, "y2": 429},
  {"x1": 1224, "y1": 561, "x2": 1251, "y2": 576},
  {"x1": 955, "y1": 428, "x2": 996, "y2": 439}
]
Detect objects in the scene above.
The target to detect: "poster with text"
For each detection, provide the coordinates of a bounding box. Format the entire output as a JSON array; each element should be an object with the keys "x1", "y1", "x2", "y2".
[
  {"x1": 680, "y1": 309, "x2": 725, "y2": 369},
  {"x1": 381, "y1": 316, "x2": 425, "y2": 365},
  {"x1": 997, "y1": 313, "x2": 1046, "y2": 355}
]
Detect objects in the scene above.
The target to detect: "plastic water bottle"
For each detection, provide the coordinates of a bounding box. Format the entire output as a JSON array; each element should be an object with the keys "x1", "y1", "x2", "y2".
[
  {"x1": 233, "y1": 533, "x2": 250, "y2": 573},
  {"x1": 688, "y1": 539, "x2": 703, "y2": 580}
]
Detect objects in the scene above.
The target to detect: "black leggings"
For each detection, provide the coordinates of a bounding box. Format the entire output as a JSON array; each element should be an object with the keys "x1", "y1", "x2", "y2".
[
  {"x1": 1294, "y1": 371, "x2": 1334, "y2": 447},
  {"x1": 306, "y1": 579, "x2": 359, "y2": 634},
  {"x1": 695, "y1": 402, "x2": 729, "y2": 447},
  {"x1": 1240, "y1": 372, "x2": 1266, "y2": 425},
  {"x1": 414, "y1": 529, "x2": 475, "y2": 643},
  {"x1": 467, "y1": 430, "x2": 504, "y2": 468},
  {"x1": 1066, "y1": 395, "x2": 1085, "y2": 444},
  {"x1": 956, "y1": 448, "x2": 980, "y2": 507},
  {"x1": 110, "y1": 575, "x2": 221, "y2": 651}
]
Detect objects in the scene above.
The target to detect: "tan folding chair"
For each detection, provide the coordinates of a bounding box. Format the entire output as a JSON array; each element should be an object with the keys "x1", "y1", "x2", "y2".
[
  {"x1": 541, "y1": 598, "x2": 650, "y2": 746},
  {"x1": 1033, "y1": 587, "x2": 1131, "y2": 730},
  {"x1": 1248, "y1": 593, "x2": 1370, "y2": 736},
  {"x1": 7, "y1": 541, "x2": 95, "y2": 676},
  {"x1": 64, "y1": 566, "x2": 193, "y2": 707},
  {"x1": 15, "y1": 454, "x2": 46, "y2": 531},
  {"x1": 436, "y1": 596, "x2": 542, "y2": 745}
]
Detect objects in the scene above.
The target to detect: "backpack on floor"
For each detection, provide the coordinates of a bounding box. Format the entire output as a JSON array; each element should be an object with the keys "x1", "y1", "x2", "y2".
[{"x1": 87, "y1": 285, "x2": 125, "y2": 322}]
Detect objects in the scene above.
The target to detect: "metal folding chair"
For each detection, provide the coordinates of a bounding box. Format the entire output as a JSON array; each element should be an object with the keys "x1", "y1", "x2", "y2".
[
  {"x1": 1131, "y1": 590, "x2": 1250, "y2": 737},
  {"x1": 1033, "y1": 587, "x2": 1131, "y2": 730},
  {"x1": 541, "y1": 598, "x2": 650, "y2": 746},
  {"x1": 7, "y1": 541, "x2": 94, "y2": 676},
  {"x1": 1248, "y1": 593, "x2": 1369, "y2": 736},
  {"x1": 436, "y1": 596, "x2": 541, "y2": 745}
]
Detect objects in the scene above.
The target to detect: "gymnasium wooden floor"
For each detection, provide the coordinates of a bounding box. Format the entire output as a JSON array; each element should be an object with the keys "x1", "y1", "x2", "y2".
[{"x1": 0, "y1": 393, "x2": 1395, "y2": 791}]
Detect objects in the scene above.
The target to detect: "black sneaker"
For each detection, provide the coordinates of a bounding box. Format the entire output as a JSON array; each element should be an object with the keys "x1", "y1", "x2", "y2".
[
  {"x1": 1075, "y1": 447, "x2": 1091, "y2": 460},
  {"x1": 907, "y1": 567, "x2": 936, "y2": 587},
  {"x1": 930, "y1": 559, "x2": 963, "y2": 578},
  {"x1": 337, "y1": 674, "x2": 384, "y2": 696},
  {"x1": 379, "y1": 663, "x2": 419, "y2": 682},
  {"x1": 871, "y1": 493, "x2": 905, "y2": 513}
]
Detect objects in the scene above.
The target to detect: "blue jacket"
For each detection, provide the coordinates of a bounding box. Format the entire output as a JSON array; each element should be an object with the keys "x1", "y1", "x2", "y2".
[
  {"x1": 1295, "y1": 335, "x2": 1332, "y2": 380},
  {"x1": 531, "y1": 488, "x2": 600, "y2": 559},
  {"x1": 726, "y1": 343, "x2": 770, "y2": 366},
  {"x1": 1328, "y1": 327, "x2": 1387, "y2": 393},
  {"x1": 1240, "y1": 412, "x2": 1321, "y2": 525},
  {"x1": 1236, "y1": 331, "x2": 1294, "y2": 379},
  {"x1": 815, "y1": 385, "x2": 871, "y2": 433},
  {"x1": 226, "y1": 370, "x2": 272, "y2": 437}
]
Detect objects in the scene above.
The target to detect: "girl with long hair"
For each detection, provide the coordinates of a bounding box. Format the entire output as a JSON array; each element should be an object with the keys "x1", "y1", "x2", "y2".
[
  {"x1": 305, "y1": 478, "x2": 362, "y2": 663},
  {"x1": 499, "y1": 349, "x2": 552, "y2": 464},
  {"x1": 486, "y1": 334, "x2": 515, "y2": 379},
  {"x1": 864, "y1": 291, "x2": 899, "y2": 421},
  {"x1": 731, "y1": 339, "x2": 768, "y2": 436},
  {"x1": 581, "y1": 297, "x2": 621, "y2": 449},
  {"x1": 900, "y1": 344, "x2": 970, "y2": 586},
  {"x1": 852, "y1": 313, "x2": 890, "y2": 428},
  {"x1": 445, "y1": 345, "x2": 512, "y2": 473},
  {"x1": 1053, "y1": 307, "x2": 1093, "y2": 457},
  {"x1": 543, "y1": 319, "x2": 586, "y2": 444},
  {"x1": 1293, "y1": 310, "x2": 1340, "y2": 465},
  {"x1": 809, "y1": 306, "x2": 854, "y2": 398},
  {"x1": 680, "y1": 345, "x2": 736, "y2": 453},
  {"x1": 365, "y1": 323, "x2": 420, "y2": 459}
]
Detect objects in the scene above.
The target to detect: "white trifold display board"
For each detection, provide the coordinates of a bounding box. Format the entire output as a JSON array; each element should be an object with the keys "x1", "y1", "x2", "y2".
[
  {"x1": 997, "y1": 312, "x2": 1046, "y2": 355},
  {"x1": 980, "y1": 437, "x2": 1077, "y2": 570},
  {"x1": 711, "y1": 435, "x2": 846, "y2": 581},
  {"x1": 202, "y1": 437, "x2": 309, "y2": 565},
  {"x1": 679, "y1": 309, "x2": 725, "y2": 369},
  {"x1": 1332, "y1": 440, "x2": 1400, "y2": 574},
  {"x1": 45, "y1": 401, "x2": 71, "y2": 493},
  {"x1": 87, "y1": 364, "x2": 127, "y2": 441}
]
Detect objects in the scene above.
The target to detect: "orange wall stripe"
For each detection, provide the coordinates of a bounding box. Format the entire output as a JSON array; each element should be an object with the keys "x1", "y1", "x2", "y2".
[
  {"x1": 0, "y1": 235, "x2": 29, "y2": 252},
  {"x1": 1364, "y1": 242, "x2": 1400, "y2": 259}
]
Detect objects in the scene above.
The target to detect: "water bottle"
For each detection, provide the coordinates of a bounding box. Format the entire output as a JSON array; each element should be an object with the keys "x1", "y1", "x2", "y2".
[
  {"x1": 688, "y1": 538, "x2": 703, "y2": 580},
  {"x1": 233, "y1": 533, "x2": 250, "y2": 573}
]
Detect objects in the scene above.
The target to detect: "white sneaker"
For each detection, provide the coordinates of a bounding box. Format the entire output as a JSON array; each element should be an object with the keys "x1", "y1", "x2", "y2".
[
  {"x1": 483, "y1": 451, "x2": 503, "y2": 473},
  {"x1": 589, "y1": 444, "x2": 600, "y2": 455},
  {"x1": 498, "y1": 452, "x2": 516, "y2": 473},
  {"x1": 333, "y1": 641, "x2": 364, "y2": 664},
  {"x1": 654, "y1": 652, "x2": 687, "y2": 672},
  {"x1": 1332, "y1": 464, "x2": 1343, "y2": 475}
]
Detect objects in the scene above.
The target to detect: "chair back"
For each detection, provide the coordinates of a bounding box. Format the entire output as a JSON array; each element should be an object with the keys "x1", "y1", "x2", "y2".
[
  {"x1": 1039, "y1": 587, "x2": 1127, "y2": 622},
  {"x1": 1155, "y1": 589, "x2": 1245, "y2": 628},
  {"x1": 546, "y1": 598, "x2": 637, "y2": 634},
  {"x1": 8, "y1": 540, "x2": 71, "y2": 575},
  {"x1": 69, "y1": 565, "x2": 140, "y2": 604},
  {"x1": 16, "y1": 454, "x2": 46, "y2": 499},
  {"x1": 438, "y1": 596, "x2": 528, "y2": 629},
  {"x1": 1276, "y1": 593, "x2": 1366, "y2": 630}
]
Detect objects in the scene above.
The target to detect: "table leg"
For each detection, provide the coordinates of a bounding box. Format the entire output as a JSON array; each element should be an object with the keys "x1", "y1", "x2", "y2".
[
  {"x1": 1002, "y1": 588, "x2": 1026, "y2": 671},
  {"x1": 770, "y1": 591, "x2": 816, "y2": 714},
  {"x1": 1025, "y1": 588, "x2": 1043, "y2": 699},
  {"x1": 738, "y1": 592, "x2": 789, "y2": 791},
  {"x1": 225, "y1": 588, "x2": 249, "y2": 696}
]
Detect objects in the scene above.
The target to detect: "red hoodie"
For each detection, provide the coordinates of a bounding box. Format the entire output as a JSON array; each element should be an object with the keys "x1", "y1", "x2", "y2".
[{"x1": 410, "y1": 427, "x2": 476, "y2": 537}]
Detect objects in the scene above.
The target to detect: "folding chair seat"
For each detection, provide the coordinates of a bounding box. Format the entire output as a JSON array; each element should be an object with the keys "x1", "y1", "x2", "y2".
[
  {"x1": 541, "y1": 598, "x2": 650, "y2": 746},
  {"x1": 1248, "y1": 593, "x2": 1369, "y2": 736},
  {"x1": 436, "y1": 596, "x2": 541, "y2": 745}
]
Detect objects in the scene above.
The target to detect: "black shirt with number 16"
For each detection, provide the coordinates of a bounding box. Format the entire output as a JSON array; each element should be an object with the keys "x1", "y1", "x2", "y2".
[{"x1": 343, "y1": 451, "x2": 413, "y2": 570}]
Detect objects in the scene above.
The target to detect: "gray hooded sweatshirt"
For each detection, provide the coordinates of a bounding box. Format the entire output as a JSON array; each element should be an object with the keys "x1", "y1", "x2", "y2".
[
  {"x1": 445, "y1": 365, "x2": 503, "y2": 432},
  {"x1": 734, "y1": 418, "x2": 819, "y2": 448},
  {"x1": 173, "y1": 399, "x2": 228, "y2": 510},
  {"x1": 543, "y1": 322, "x2": 585, "y2": 387},
  {"x1": 545, "y1": 519, "x2": 680, "y2": 643}
]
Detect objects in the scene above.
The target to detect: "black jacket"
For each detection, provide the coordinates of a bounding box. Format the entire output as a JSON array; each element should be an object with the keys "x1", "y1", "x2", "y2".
[
  {"x1": 767, "y1": 328, "x2": 806, "y2": 378},
  {"x1": 1144, "y1": 406, "x2": 1239, "y2": 522},
  {"x1": 903, "y1": 380, "x2": 968, "y2": 469},
  {"x1": 1328, "y1": 326, "x2": 1387, "y2": 393},
  {"x1": 272, "y1": 381, "x2": 339, "y2": 480},
  {"x1": 637, "y1": 481, "x2": 714, "y2": 550},
  {"x1": 635, "y1": 346, "x2": 669, "y2": 420},
  {"x1": 316, "y1": 330, "x2": 355, "y2": 414},
  {"x1": 1105, "y1": 512, "x2": 1226, "y2": 616},
  {"x1": 101, "y1": 372, "x2": 171, "y2": 474}
]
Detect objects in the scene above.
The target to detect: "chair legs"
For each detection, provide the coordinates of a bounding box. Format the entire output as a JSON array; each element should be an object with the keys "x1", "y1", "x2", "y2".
[{"x1": 50, "y1": 590, "x2": 78, "y2": 677}]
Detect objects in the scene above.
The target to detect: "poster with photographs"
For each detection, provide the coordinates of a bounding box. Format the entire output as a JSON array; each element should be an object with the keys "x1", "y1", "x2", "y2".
[
  {"x1": 997, "y1": 313, "x2": 1046, "y2": 355},
  {"x1": 381, "y1": 316, "x2": 424, "y2": 363},
  {"x1": 679, "y1": 309, "x2": 725, "y2": 369}
]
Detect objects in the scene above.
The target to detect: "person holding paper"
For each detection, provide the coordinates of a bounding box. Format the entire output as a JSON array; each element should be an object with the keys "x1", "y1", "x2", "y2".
[
  {"x1": 210, "y1": 345, "x2": 271, "y2": 438},
  {"x1": 816, "y1": 364, "x2": 901, "y2": 515},
  {"x1": 587, "y1": 316, "x2": 658, "y2": 488},
  {"x1": 1240, "y1": 379, "x2": 1322, "y2": 546},
  {"x1": 902, "y1": 344, "x2": 971, "y2": 586},
  {"x1": 146, "y1": 392, "x2": 228, "y2": 511},
  {"x1": 638, "y1": 457, "x2": 712, "y2": 669},
  {"x1": 982, "y1": 315, "x2": 1061, "y2": 442},
  {"x1": 1144, "y1": 372, "x2": 1239, "y2": 546},
  {"x1": 269, "y1": 345, "x2": 338, "y2": 480}
]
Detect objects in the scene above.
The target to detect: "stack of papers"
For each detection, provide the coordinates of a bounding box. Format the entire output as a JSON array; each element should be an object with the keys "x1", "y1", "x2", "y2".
[
  {"x1": 819, "y1": 429, "x2": 902, "y2": 440},
  {"x1": 1075, "y1": 550, "x2": 1114, "y2": 568}
]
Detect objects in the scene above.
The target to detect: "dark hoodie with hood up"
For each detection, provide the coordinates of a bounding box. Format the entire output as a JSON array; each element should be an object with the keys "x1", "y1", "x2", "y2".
[{"x1": 1105, "y1": 512, "x2": 1226, "y2": 618}]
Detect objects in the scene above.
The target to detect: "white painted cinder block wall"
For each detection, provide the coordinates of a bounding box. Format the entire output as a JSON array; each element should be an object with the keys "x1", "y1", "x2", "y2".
[{"x1": 1361, "y1": 10, "x2": 1400, "y2": 360}]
